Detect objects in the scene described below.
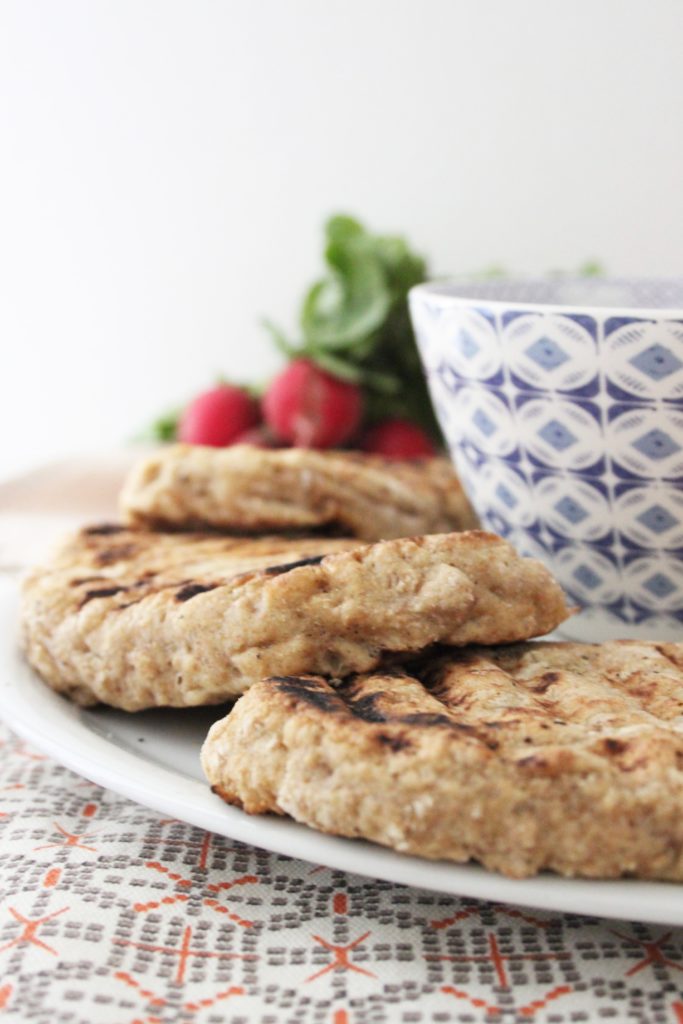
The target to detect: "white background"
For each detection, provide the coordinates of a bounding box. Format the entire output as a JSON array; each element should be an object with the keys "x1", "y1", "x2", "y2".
[{"x1": 1, "y1": 0, "x2": 681, "y2": 479}]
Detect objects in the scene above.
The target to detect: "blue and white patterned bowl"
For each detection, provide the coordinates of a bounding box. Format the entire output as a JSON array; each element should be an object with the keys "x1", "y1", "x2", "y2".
[{"x1": 410, "y1": 278, "x2": 683, "y2": 641}]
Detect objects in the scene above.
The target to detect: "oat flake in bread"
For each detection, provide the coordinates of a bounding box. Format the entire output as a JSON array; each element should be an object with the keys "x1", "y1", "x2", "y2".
[
  {"x1": 202, "y1": 641, "x2": 683, "y2": 880},
  {"x1": 119, "y1": 443, "x2": 477, "y2": 539},
  {"x1": 21, "y1": 528, "x2": 568, "y2": 711}
]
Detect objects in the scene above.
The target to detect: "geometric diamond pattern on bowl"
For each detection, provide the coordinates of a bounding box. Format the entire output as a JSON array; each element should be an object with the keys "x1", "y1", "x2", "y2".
[
  {"x1": 525, "y1": 336, "x2": 569, "y2": 371},
  {"x1": 472, "y1": 408, "x2": 497, "y2": 437},
  {"x1": 554, "y1": 496, "x2": 589, "y2": 525},
  {"x1": 538, "y1": 419, "x2": 578, "y2": 451},
  {"x1": 636, "y1": 504, "x2": 678, "y2": 534},
  {"x1": 629, "y1": 343, "x2": 683, "y2": 381},
  {"x1": 495, "y1": 483, "x2": 518, "y2": 509},
  {"x1": 573, "y1": 564, "x2": 603, "y2": 590},
  {"x1": 410, "y1": 279, "x2": 683, "y2": 636},
  {"x1": 631, "y1": 428, "x2": 681, "y2": 461},
  {"x1": 459, "y1": 328, "x2": 481, "y2": 359},
  {"x1": 643, "y1": 572, "x2": 677, "y2": 598}
]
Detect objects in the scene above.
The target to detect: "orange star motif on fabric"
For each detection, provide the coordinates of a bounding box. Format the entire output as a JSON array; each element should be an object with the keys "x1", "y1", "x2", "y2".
[
  {"x1": 306, "y1": 932, "x2": 375, "y2": 983},
  {"x1": 0, "y1": 906, "x2": 69, "y2": 956},
  {"x1": 114, "y1": 925, "x2": 256, "y2": 984},
  {"x1": 34, "y1": 822, "x2": 98, "y2": 853},
  {"x1": 610, "y1": 929, "x2": 683, "y2": 976}
]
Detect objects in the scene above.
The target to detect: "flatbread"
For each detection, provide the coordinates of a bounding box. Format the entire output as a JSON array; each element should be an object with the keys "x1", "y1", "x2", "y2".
[
  {"x1": 21, "y1": 528, "x2": 568, "y2": 710},
  {"x1": 202, "y1": 641, "x2": 683, "y2": 879},
  {"x1": 119, "y1": 444, "x2": 477, "y2": 540}
]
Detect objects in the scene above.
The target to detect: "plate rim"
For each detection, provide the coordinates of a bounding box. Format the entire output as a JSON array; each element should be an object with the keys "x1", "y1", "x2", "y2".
[{"x1": 3, "y1": 580, "x2": 682, "y2": 926}]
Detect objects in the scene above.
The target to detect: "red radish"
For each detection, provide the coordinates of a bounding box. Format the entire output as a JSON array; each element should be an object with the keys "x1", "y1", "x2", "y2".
[
  {"x1": 262, "y1": 359, "x2": 362, "y2": 448},
  {"x1": 178, "y1": 385, "x2": 259, "y2": 447},
  {"x1": 360, "y1": 418, "x2": 436, "y2": 458}
]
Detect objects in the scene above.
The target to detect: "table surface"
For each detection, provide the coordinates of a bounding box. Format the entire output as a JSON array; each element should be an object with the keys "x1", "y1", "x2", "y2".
[{"x1": 1, "y1": 454, "x2": 682, "y2": 1024}]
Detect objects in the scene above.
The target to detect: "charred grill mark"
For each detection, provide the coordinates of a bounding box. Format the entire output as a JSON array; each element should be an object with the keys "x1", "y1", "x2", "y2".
[
  {"x1": 376, "y1": 732, "x2": 411, "y2": 752},
  {"x1": 400, "y1": 712, "x2": 468, "y2": 729},
  {"x1": 272, "y1": 676, "x2": 342, "y2": 713},
  {"x1": 99, "y1": 578, "x2": 212, "y2": 610},
  {"x1": 84, "y1": 524, "x2": 126, "y2": 536},
  {"x1": 348, "y1": 693, "x2": 389, "y2": 723},
  {"x1": 95, "y1": 543, "x2": 138, "y2": 566},
  {"x1": 80, "y1": 585, "x2": 127, "y2": 607},
  {"x1": 399, "y1": 712, "x2": 492, "y2": 746},
  {"x1": 654, "y1": 645, "x2": 683, "y2": 671},
  {"x1": 346, "y1": 701, "x2": 490, "y2": 744},
  {"x1": 70, "y1": 575, "x2": 106, "y2": 586},
  {"x1": 264, "y1": 555, "x2": 326, "y2": 576},
  {"x1": 414, "y1": 653, "x2": 455, "y2": 690},
  {"x1": 111, "y1": 580, "x2": 157, "y2": 610},
  {"x1": 532, "y1": 671, "x2": 561, "y2": 694},
  {"x1": 175, "y1": 583, "x2": 218, "y2": 602},
  {"x1": 603, "y1": 738, "x2": 629, "y2": 755},
  {"x1": 273, "y1": 675, "x2": 323, "y2": 688}
]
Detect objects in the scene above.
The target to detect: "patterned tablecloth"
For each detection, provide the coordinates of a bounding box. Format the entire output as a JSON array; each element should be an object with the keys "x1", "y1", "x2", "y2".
[
  {"x1": 1, "y1": 457, "x2": 682, "y2": 1022},
  {"x1": 0, "y1": 722, "x2": 681, "y2": 1024}
]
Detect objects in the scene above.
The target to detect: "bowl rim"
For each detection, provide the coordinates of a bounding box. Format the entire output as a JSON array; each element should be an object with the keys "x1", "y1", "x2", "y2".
[{"x1": 409, "y1": 277, "x2": 683, "y2": 319}]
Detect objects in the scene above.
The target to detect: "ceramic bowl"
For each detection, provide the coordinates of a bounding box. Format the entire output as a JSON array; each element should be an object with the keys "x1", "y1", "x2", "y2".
[{"x1": 410, "y1": 277, "x2": 683, "y2": 641}]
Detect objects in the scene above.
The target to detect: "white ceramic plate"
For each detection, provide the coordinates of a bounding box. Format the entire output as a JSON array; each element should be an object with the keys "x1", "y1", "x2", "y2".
[{"x1": 2, "y1": 580, "x2": 681, "y2": 926}]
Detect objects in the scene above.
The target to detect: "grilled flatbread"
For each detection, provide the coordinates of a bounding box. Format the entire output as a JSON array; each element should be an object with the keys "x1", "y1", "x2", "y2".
[
  {"x1": 21, "y1": 528, "x2": 567, "y2": 711},
  {"x1": 203, "y1": 641, "x2": 683, "y2": 879},
  {"x1": 119, "y1": 444, "x2": 477, "y2": 539}
]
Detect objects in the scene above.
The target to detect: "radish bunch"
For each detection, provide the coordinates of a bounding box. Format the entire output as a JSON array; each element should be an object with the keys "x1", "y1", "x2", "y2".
[
  {"x1": 149, "y1": 215, "x2": 440, "y2": 458},
  {"x1": 178, "y1": 360, "x2": 435, "y2": 458}
]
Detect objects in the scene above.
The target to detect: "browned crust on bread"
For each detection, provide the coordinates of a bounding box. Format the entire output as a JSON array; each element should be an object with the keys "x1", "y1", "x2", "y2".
[
  {"x1": 119, "y1": 444, "x2": 478, "y2": 540},
  {"x1": 202, "y1": 642, "x2": 683, "y2": 879},
  {"x1": 21, "y1": 528, "x2": 569, "y2": 710}
]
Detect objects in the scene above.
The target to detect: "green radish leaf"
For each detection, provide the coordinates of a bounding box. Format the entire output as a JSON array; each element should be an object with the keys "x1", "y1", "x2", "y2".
[
  {"x1": 304, "y1": 349, "x2": 366, "y2": 383},
  {"x1": 261, "y1": 212, "x2": 441, "y2": 443},
  {"x1": 325, "y1": 214, "x2": 365, "y2": 244},
  {"x1": 135, "y1": 408, "x2": 181, "y2": 443},
  {"x1": 300, "y1": 238, "x2": 391, "y2": 350},
  {"x1": 578, "y1": 260, "x2": 604, "y2": 277},
  {"x1": 262, "y1": 318, "x2": 297, "y2": 357}
]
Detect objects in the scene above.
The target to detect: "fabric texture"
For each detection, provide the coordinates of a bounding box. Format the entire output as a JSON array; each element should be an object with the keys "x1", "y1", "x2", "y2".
[{"x1": 0, "y1": 723, "x2": 681, "y2": 1023}]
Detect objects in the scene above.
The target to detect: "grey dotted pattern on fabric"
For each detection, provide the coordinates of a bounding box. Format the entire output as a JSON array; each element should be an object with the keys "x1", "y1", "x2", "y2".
[{"x1": 0, "y1": 724, "x2": 681, "y2": 1024}]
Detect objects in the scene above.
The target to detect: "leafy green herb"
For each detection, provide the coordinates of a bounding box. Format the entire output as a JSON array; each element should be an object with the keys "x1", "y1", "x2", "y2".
[
  {"x1": 578, "y1": 260, "x2": 604, "y2": 278},
  {"x1": 137, "y1": 407, "x2": 182, "y2": 443},
  {"x1": 264, "y1": 214, "x2": 440, "y2": 440},
  {"x1": 141, "y1": 214, "x2": 604, "y2": 446}
]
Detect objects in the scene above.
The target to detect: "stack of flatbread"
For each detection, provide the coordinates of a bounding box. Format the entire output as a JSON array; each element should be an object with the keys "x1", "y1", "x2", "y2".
[{"x1": 21, "y1": 444, "x2": 683, "y2": 880}]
